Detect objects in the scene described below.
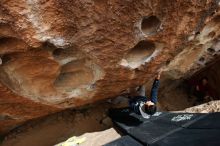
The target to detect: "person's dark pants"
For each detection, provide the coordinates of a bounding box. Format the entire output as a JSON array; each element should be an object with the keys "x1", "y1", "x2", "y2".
[{"x1": 194, "y1": 91, "x2": 205, "y2": 103}]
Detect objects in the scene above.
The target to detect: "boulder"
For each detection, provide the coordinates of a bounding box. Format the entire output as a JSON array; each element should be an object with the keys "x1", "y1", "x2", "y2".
[{"x1": 0, "y1": 0, "x2": 219, "y2": 134}]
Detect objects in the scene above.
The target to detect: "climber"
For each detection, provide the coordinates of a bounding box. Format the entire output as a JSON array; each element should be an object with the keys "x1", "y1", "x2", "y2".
[{"x1": 128, "y1": 71, "x2": 161, "y2": 118}]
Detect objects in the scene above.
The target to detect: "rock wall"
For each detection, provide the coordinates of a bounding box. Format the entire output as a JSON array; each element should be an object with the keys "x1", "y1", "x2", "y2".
[{"x1": 0, "y1": 0, "x2": 219, "y2": 134}]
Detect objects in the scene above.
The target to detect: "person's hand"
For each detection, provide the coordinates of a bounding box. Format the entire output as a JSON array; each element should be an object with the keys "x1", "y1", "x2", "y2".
[
  {"x1": 145, "y1": 101, "x2": 155, "y2": 106},
  {"x1": 156, "y1": 70, "x2": 163, "y2": 80}
]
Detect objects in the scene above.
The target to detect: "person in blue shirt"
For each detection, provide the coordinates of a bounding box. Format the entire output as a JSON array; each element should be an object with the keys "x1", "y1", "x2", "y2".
[{"x1": 129, "y1": 71, "x2": 161, "y2": 118}]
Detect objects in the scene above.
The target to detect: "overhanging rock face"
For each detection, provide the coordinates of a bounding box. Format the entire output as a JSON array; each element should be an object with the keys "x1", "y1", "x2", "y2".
[{"x1": 0, "y1": 0, "x2": 219, "y2": 134}]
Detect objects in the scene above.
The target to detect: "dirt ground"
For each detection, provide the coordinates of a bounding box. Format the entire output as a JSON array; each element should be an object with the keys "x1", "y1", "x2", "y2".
[{"x1": 1, "y1": 102, "x2": 121, "y2": 146}]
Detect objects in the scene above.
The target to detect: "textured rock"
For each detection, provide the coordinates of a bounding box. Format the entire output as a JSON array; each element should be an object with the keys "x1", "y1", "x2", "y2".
[
  {"x1": 165, "y1": 14, "x2": 220, "y2": 79},
  {"x1": 0, "y1": 0, "x2": 219, "y2": 134},
  {"x1": 184, "y1": 100, "x2": 220, "y2": 113}
]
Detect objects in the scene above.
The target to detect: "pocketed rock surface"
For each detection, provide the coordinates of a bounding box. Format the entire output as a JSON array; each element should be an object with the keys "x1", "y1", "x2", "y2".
[{"x1": 0, "y1": 0, "x2": 219, "y2": 134}]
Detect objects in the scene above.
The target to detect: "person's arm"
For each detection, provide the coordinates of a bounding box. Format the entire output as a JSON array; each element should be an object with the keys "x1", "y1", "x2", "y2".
[
  {"x1": 150, "y1": 79, "x2": 160, "y2": 103},
  {"x1": 150, "y1": 71, "x2": 161, "y2": 103}
]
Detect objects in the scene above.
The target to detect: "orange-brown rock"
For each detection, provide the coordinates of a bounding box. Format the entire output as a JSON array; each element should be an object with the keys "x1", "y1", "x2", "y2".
[{"x1": 0, "y1": 0, "x2": 219, "y2": 134}]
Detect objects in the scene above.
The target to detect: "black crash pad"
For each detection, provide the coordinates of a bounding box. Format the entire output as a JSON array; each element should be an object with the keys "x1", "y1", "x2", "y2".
[
  {"x1": 127, "y1": 112, "x2": 205, "y2": 145},
  {"x1": 109, "y1": 108, "x2": 205, "y2": 133},
  {"x1": 108, "y1": 108, "x2": 169, "y2": 133},
  {"x1": 152, "y1": 128, "x2": 220, "y2": 146},
  {"x1": 186, "y1": 112, "x2": 220, "y2": 129},
  {"x1": 108, "y1": 108, "x2": 143, "y2": 132},
  {"x1": 109, "y1": 108, "x2": 220, "y2": 146},
  {"x1": 104, "y1": 136, "x2": 143, "y2": 146}
]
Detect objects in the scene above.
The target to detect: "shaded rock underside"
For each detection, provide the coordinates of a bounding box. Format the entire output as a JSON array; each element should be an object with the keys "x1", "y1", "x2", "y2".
[{"x1": 0, "y1": 0, "x2": 219, "y2": 134}]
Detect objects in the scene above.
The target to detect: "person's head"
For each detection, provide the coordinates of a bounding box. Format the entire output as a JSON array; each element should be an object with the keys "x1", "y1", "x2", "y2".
[
  {"x1": 144, "y1": 101, "x2": 157, "y2": 115},
  {"x1": 201, "y1": 77, "x2": 208, "y2": 85}
]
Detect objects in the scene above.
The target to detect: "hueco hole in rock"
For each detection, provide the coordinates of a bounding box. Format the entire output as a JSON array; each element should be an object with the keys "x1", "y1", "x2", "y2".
[{"x1": 0, "y1": 0, "x2": 220, "y2": 146}]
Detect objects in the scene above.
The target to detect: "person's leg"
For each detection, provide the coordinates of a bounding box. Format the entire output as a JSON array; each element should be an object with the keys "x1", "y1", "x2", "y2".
[
  {"x1": 110, "y1": 96, "x2": 129, "y2": 108},
  {"x1": 129, "y1": 96, "x2": 147, "y2": 114},
  {"x1": 150, "y1": 79, "x2": 160, "y2": 103},
  {"x1": 194, "y1": 91, "x2": 204, "y2": 103},
  {"x1": 129, "y1": 98, "x2": 139, "y2": 114},
  {"x1": 137, "y1": 85, "x2": 146, "y2": 97}
]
